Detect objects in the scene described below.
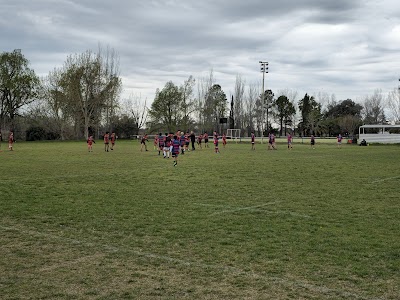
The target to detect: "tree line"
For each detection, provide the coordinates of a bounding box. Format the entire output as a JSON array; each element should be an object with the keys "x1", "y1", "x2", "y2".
[{"x1": 1, "y1": 48, "x2": 400, "y2": 141}]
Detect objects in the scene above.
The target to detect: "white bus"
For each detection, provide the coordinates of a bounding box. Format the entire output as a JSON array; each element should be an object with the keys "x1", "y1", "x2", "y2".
[{"x1": 358, "y1": 124, "x2": 400, "y2": 144}]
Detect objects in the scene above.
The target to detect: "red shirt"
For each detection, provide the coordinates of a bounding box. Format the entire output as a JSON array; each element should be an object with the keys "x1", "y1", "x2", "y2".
[{"x1": 104, "y1": 134, "x2": 109, "y2": 143}]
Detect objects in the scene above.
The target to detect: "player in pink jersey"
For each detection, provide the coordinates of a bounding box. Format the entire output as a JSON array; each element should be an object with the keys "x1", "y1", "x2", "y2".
[
  {"x1": 140, "y1": 133, "x2": 149, "y2": 152},
  {"x1": 310, "y1": 134, "x2": 316, "y2": 149},
  {"x1": 110, "y1": 132, "x2": 116, "y2": 150},
  {"x1": 287, "y1": 133, "x2": 293, "y2": 150},
  {"x1": 251, "y1": 131, "x2": 255, "y2": 150},
  {"x1": 222, "y1": 133, "x2": 227, "y2": 148},
  {"x1": 197, "y1": 134, "x2": 203, "y2": 149},
  {"x1": 337, "y1": 134, "x2": 343, "y2": 148},
  {"x1": 8, "y1": 131, "x2": 14, "y2": 151},
  {"x1": 213, "y1": 131, "x2": 220, "y2": 153},
  {"x1": 103, "y1": 132, "x2": 110, "y2": 152},
  {"x1": 204, "y1": 132, "x2": 209, "y2": 148},
  {"x1": 87, "y1": 135, "x2": 95, "y2": 152}
]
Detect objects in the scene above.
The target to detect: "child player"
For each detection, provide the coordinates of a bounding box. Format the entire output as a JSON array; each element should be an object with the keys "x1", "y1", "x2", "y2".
[
  {"x1": 287, "y1": 133, "x2": 293, "y2": 150},
  {"x1": 158, "y1": 132, "x2": 164, "y2": 156},
  {"x1": 104, "y1": 132, "x2": 110, "y2": 152},
  {"x1": 310, "y1": 134, "x2": 315, "y2": 149},
  {"x1": 222, "y1": 133, "x2": 227, "y2": 148},
  {"x1": 8, "y1": 131, "x2": 14, "y2": 151},
  {"x1": 213, "y1": 131, "x2": 220, "y2": 153},
  {"x1": 87, "y1": 135, "x2": 95, "y2": 152},
  {"x1": 197, "y1": 133, "x2": 203, "y2": 149},
  {"x1": 172, "y1": 135, "x2": 180, "y2": 166},
  {"x1": 140, "y1": 133, "x2": 148, "y2": 152},
  {"x1": 163, "y1": 133, "x2": 171, "y2": 158},
  {"x1": 251, "y1": 131, "x2": 255, "y2": 150},
  {"x1": 204, "y1": 131, "x2": 209, "y2": 148},
  {"x1": 154, "y1": 134, "x2": 158, "y2": 151},
  {"x1": 337, "y1": 133, "x2": 343, "y2": 148},
  {"x1": 110, "y1": 132, "x2": 116, "y2": 150},
  {"x1": 180, "y1": 132, "x2": 186, "y2": 154}
]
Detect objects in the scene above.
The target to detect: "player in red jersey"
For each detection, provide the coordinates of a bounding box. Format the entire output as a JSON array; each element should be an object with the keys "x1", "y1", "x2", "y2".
[
  {"x1": 103, "y1": 132, "x2": 110, "y2": 152},
  {"x1": 154, "y1": 135, "x2": 158, "y2": 150},
  {"x1": 87, "y1": 135, "x2": 95, "y2": 152},
  {"x1": 287, "y1": 133, "x2": 293, "y2": 150},
  {"x1": 180, "y1": 132, "x2": 186, "y2": 154},
  {"x1": 140, "y1": 133, "x2": 149, "y2": 151},
  {"x1": 8, "y1": 131, "x2": 14, "y2": 151},
  {"x1": 310, "y1": 134, "x2": 316, "y2": 149},
  {"x1": 337, "y1": 133, "x2": 343, "y2": 148},
  {"x1": 268, "y1": 133, "x2": 276, "y2": 150},
  {"x1": 110, "y1": 132, "x2": 116, "y2": 150},
  {"x1": 163, "y1": 133, "x2": 171, "y2": 158},
  {"x1": 222, "y1": 133, "x2": 227, "y2": 148},
  {"x1": 251, "y1": 131, "x2": 255, "y2": 150},
  {"x1": 213, "y1": 131, "x2": 220, "y2": 153},
  {"x1": 184, "y1": 132, "x2": 190, "y2": 152},
  {"x1": 197, "y1": 134, "x2": 203, "y2": 149},
  {"x1": 157, "y1": 132, "x2": 164, "y2": 156},
  {"x1": 204, "y1": 132, "x2": 209, "y2": 148}
]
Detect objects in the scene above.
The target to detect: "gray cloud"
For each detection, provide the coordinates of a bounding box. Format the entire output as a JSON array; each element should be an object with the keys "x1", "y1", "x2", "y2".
[{"x1": 1, "y1": 0, "x2": 400, "y2": 103}]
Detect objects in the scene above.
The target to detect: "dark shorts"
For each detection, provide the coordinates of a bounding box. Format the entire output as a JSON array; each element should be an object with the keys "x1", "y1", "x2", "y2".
[
  {"x1": 104, "y1": 142, "x2": 109, "y2": 145},
  {"x1": 311, "y1": 140, "x2": 315, "y2": 145},
  {"x1": 172, "y1": 153, "x2": 178, "y2": 158},
  {"x1": 185, "y1": 142, "x2": 189, "y2": 146},
  {"x1": 205, "y1": 139, "x2": 208, "y2": 143}
]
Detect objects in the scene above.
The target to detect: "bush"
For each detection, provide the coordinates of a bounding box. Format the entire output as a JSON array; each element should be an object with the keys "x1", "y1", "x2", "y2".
[{"x1": 26, "y1": 126, "x2": 60, "y2": 141}]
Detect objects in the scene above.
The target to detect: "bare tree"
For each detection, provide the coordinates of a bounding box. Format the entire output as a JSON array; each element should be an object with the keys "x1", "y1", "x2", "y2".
[
  {"x1": 180, "y1": 75, "x2": 196, "y2": 131},
  {"x1": 362, "y1": 89, "x2": 386, "y2": 124},
  {"x1": 245, "y1": 82, "x2": 259, "y2": 136},
  {"x1": 387, "y1": 87, "x2": 400, "y2": 123},
  {"x1": 233, "y1": 74, "x2": 246, "y2": 131},
  {"x1": 55, "y1": 48, "x2": 121, "y2": 139},
  {"x1": 196, "y1": 69, "x2": 215, "y2": 132}
]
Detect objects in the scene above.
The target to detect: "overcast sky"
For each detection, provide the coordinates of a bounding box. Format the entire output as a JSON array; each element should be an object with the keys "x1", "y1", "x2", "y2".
[{"x1": 1, "y1": 0, "x2": 400, "y2": 105}]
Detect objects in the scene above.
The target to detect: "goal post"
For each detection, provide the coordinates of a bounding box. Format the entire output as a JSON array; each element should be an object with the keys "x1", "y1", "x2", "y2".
[{"x1": 226, "y1": 129, "x2": 241, "y2": 142}]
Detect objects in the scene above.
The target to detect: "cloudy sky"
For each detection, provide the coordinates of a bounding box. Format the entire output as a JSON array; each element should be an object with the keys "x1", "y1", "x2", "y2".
[{"x1": 1, "y1": 0, "x2": 400, "y2": 105}]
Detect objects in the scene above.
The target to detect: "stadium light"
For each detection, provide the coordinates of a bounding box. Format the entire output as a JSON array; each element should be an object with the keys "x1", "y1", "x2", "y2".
[{"x1": 259, "y1": 61, "x2": 268, "y2": 143}]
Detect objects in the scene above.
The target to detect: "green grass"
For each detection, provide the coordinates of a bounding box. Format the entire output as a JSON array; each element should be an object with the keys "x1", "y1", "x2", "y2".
[{"x1": 0, "y1": 140, "x2": 399, "y2": 299}]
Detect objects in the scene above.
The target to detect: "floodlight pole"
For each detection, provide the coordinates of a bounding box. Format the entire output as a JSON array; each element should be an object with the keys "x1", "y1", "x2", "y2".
[{"x1": 259, "y1": 61, "x2": 268, "y2": 143}]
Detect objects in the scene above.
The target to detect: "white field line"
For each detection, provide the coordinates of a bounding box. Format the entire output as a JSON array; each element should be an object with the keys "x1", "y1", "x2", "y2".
[
  {"x1": 192, "y1": 202, "x2": 235, "y2": 208},
  {"x1": 39, "y1": 253, "x2": 105, "y2": 272},
  {"x1": 0, "y1": 224, "x2": 382, "y2": 300},
  {"x1": 194, "y1": 202, "x2": 311, "y2": 219},
  {"x1": 210, "y1": 201, "x2": 281, "y2": 216},
  {"x1": 371, "y1": 176, "x2": 400, "y2": 184}
]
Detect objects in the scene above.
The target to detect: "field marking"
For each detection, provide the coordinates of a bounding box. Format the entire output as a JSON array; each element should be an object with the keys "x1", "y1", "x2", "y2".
[
  {"x1": 194, "y1": 202, "x2": 311, "y2": 219},
  {"x1": 209, "y1": 201, "x2": 281, "y2": 216},
  {"x1": 192, "y1": 202, "x2": 235, "y2": 208},
  {"x1": 0, "y1": 224, "x2": 383, "y2": 300},
  {"x1": 371, "y1": 176, "x2": 400, "y2": 184},
  {"x1": 39, "y1": 253, "x2": 105, "y2": 272}
]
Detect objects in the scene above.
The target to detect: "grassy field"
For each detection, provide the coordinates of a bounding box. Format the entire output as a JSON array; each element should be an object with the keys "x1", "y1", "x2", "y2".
[{"x1": 0, "y1": 139, "x2": 399, "y2": 299}]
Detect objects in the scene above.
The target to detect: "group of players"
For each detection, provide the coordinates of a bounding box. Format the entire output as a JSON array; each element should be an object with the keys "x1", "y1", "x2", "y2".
[
  {"x1": 251, "y1": 131, "x2": 344, "y2": 150},
  {"x1": 141, "y1": 130, "x2": 227, "y2": 166},
  {"x1": 87, "y1": 132, "x2": 116, "y2": 152},
  {"x1": 0, "y1": 131, "x2": 14, "y2": 152}
]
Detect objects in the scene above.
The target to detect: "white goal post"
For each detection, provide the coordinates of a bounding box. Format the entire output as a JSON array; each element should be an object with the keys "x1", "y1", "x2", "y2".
[{"x1": 226, "y1": 129, "x2": 241, "y2": 141}]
